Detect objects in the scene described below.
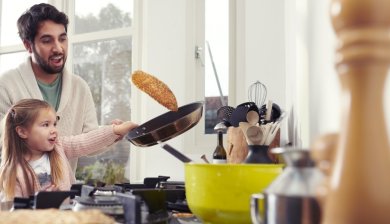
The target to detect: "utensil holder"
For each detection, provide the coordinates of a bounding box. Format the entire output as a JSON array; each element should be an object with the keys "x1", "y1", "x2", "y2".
[
  {"x1": 244, "y1": 145, "x2": 273, "y2": 164},
  {"x1": 226, "y1": 127, "x2": 280, "y2": 163}
]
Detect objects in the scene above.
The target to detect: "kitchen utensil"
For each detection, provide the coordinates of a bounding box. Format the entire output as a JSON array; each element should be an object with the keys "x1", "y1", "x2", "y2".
[
  {"x1": 227, "y1": 126, "x2": 250, "y2": 163},
  {"x1": 260, "y1": 103, "x2": 282, "y2": 123},
  {"x1": 265, "y1": 122, "x2": 281, "y2": 145},
  {"x1": 230, "y1": 102, "x2": 258, "y2": 127},
  {"x1": 260, "y1": 122, "x2": 272, "y2": 145},
  {"x1": 246, "y1": 125, "x2": 263, "y2": 145},
  {"x1": 248, "y1": 81, "x2": 267, "y2": 108},
  {"x1": 217, "y1": 105, "x2": 235, "y2": 126},
  {"x1": 275, "y1": 109, "x2": 285, "y2": 123},
  {"x1": 160, "y1": 143, "x2": 192, "y2": 163},
  {"x1": 239, "y1": 122, "x2": 253, "y2": 145},
  {"x1": 244, "y1": 145, "x2": 273, "y2": 164},
  {"x1": 200, "y1": 154, "x2": 210, "y2": 163},
  {"x1": 251, "y1": 148, "x2": 323, "y2": 224},
  {"x1": 246, "y1": 110, "x2": 260, "y2": 125},
  {"x1": 265, "y1": 100, "x2": 273, "y2": 122},
  {"x1": 185, "y1": 163, "x2": 283, "y2": 224},
  {"x1": 244, "y1": 126, "x2": 273, "y2": 164},
  {"x1": 156, "y1": 144, "x2": 282, "y2": 223},
  {"x1": 126, "y1": 101, "x2": 203, "y2": 147}
]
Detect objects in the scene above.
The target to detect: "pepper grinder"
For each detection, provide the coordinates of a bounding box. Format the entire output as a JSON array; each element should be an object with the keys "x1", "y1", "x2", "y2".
[{"x1": 318, "y1": 0, "x2": 390, "y2": 223}]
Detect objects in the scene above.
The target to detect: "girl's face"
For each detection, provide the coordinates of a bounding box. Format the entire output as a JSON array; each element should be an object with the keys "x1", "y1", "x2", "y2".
[{"x1": 17, "y1": 108, "x2": 58, "y2": 161}]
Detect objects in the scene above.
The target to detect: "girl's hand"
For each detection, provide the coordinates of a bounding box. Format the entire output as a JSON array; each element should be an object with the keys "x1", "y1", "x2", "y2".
[{"x1": 113, "y1": 121, "x2": 138, "y2": 136}]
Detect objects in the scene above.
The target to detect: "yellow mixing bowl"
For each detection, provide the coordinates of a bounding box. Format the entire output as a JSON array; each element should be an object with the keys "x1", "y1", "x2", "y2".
[{"x1": 184, "y1": 163, "x2": 283, "y2": 224}]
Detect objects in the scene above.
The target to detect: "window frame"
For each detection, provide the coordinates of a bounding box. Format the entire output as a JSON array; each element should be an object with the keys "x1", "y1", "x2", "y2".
[
  {"x1": 182, "y1": 0, "x2": 237, "y2": 154},
  {"x1": 65, "y1": 0, "x2": 134, "y2": 175},
  {"x1": 62, "y1": 0, "x2": 133, "y2": 75}
]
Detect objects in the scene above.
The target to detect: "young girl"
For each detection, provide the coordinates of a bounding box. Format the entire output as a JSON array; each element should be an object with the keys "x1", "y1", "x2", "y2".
[{"x1": 0, "y1": 99, "x2": 138, "y2": 201}]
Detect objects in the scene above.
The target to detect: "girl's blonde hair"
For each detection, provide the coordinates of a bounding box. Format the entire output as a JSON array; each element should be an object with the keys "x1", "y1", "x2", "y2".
[{"x1": 0, "y1": 99, "x2": 64, "y2": 200}]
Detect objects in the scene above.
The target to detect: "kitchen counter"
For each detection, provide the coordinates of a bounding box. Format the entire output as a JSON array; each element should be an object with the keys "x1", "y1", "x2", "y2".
[
  {"x1": 0, "y1": 201, "x2": 12, "y2": 211},
  {"x1": 169, "y1": 216, "x2": 201, "y2": 224},
  {"x1": 1, "y1": 201, "x2": 202, "y2": 224}
]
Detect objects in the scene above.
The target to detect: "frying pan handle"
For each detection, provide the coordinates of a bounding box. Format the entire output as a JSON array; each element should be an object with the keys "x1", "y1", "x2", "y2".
[{"x1": 160, "y1": 143, "x2": 192, "y2": 163}]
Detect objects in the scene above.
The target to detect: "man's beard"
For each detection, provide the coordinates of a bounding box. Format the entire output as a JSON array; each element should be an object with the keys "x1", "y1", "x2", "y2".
[{"x1": 32, "y1": 46, "x2": 66, "y2": 74}]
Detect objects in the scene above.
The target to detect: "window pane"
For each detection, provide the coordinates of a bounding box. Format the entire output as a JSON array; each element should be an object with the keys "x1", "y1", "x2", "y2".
[
  {"x1": 0, "y1": 51, "x2": 28, "y2": 74},
  {"x1": 73, "y1": 38, "x2": 132, "y2": 181},
  {"x1": 0, "y1": 0, "x2": 47, "y2": 46},
  {"x1": 205, "y1": 0, "x2": 229, "y2": 134},
  {"x1": 74, "y1": 0, "x2": 132, "y2": 34}
]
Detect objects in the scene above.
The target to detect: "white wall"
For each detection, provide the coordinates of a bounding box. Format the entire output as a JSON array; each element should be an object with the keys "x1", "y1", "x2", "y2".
[
  {"x1": 284, "y1": 0, "x2": 310, "y2": 147},
  {"x1": 242, "y1": 0, "x2": 288, "y2": 145},
  {"x1": 305, "y1": 0, "x2": 390, "y2": 142},
  {"x1": 307, "y1": 0, "x2": 340, "y2": 141},
  {"x1": 299, "y1": 0, "x2": 390, "y2": 144},
  {"x1": 130, "y1": 0, "x2": 190, "y2": 181}
]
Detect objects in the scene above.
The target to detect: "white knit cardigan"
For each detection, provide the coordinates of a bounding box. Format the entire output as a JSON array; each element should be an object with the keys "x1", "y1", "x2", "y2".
[{"x1": 0, "y1": 56, "x2": 99, "y2": 173}]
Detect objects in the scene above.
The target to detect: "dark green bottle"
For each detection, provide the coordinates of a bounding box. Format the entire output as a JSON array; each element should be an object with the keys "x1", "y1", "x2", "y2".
[{"x1": 213, "y1": 123, "x2": 227, "y2": 164}]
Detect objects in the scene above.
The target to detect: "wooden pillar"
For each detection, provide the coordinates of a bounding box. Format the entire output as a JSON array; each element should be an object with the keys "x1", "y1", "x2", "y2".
[{"x1": 321, "y1": 0, "x2": 390, "y2": 223}]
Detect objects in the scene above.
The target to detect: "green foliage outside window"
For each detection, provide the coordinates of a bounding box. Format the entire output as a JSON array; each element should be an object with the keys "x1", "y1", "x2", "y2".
[{"x1": 75, "y1": 160, "x2": 128, "y2": 186}]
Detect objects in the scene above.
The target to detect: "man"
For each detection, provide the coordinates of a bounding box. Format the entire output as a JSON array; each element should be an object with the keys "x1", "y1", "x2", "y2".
[{"x1": 0, "y1": 3, "x2": 101, "y2": 173}]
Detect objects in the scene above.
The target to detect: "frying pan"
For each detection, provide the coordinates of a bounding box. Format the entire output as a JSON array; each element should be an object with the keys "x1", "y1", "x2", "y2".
[{"x1": 126, "y1": 101, "x2": 204, "y2": 147}]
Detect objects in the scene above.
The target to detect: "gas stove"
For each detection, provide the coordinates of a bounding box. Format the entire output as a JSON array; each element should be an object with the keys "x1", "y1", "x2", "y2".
[{"x1": 12, "y1": 176, "x2": 199, "y2": 224}]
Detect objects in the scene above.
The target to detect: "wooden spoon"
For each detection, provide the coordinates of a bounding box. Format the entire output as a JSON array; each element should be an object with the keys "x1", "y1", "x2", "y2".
[
  {"x1": 239, "y1": 122, "x2": 252, "y2": 144},
  {"x1": 246, "y1": 110, "x2": 259, "y2": 125},
  {"x1": 246, "y1": 125, "x2": 263, "y2": 145}
]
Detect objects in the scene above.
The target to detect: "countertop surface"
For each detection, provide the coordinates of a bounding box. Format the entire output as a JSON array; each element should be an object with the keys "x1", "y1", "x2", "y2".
[
  {"x1": 1, "y1": 201, "x2": 202, "y2": 224},
  {"x1": 0, "y1": 201, "x2": 12, "y2": 211}
]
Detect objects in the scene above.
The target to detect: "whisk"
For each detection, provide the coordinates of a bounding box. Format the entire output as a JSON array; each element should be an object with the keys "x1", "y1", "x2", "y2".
[{"x1": 248, "y1": 81, "x2": 267, "y2": 108}]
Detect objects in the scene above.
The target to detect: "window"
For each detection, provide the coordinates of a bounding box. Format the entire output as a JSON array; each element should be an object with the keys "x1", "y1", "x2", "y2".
[
  {"x1": 204, "y1": 0, "x2": 230, "y2": 134},
  {"x1": 0, "y1": 0, "x2": 133, "y2": 183},
  {"x1": 0, "y1": 0, "x2": 48, "y2": 46},
  {"x1": 181, "y1": 0, "x2": 235, "y2": 154},
  {"x1": 70, "y1": 0, "x2": 133, "y2": 181},
  {"x1": 0, "y1": 52, "x2": 27, "y2": 74},
  {"x1": 0, "y1": 0, "x2": 45, "y2": 70},
  {"x1": 73, "y1": 38, "x2": 132, "y2": 175},
  {"x1": 74, "y1": 1, "x2": 131, "y2": 34}
]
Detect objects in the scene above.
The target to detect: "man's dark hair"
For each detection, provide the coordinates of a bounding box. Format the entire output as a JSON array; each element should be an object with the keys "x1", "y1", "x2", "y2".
[{"x1": 17, "y1": 3, "x2": 69, "y2": 42}]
